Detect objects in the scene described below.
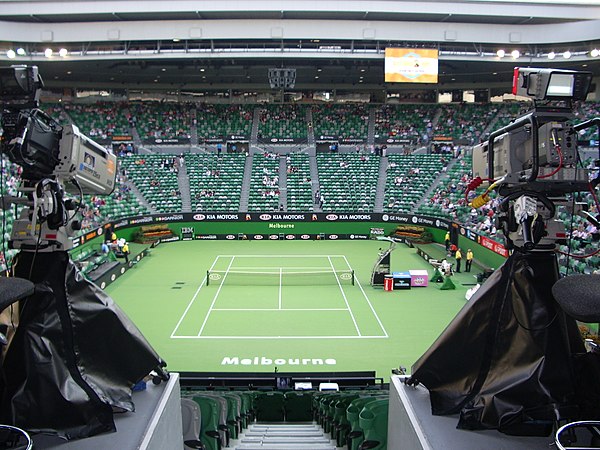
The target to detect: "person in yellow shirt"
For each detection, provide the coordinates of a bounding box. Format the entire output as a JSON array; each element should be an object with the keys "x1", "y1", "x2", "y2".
[
  {"x1": 122, "y1": 242, "x2": 130, "y2": 263},
  {"x1": 466, "y1": 249, "x2": 474, "y2": 272},
  {"x1": 444, "y1": 231, "x2": 451, "y2": 251},
  {"x1": 455, "y1": 248, "x2": 462, "y2": 273}
]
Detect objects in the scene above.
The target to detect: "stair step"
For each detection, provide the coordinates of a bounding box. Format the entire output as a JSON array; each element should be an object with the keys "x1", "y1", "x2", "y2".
[
  {"x1": 241, "y1": 436, "x2": 331, "y2": 444},
  {"x1": 245, "y1": 431, "x2": 324, "y2": 438},
  {"x1": 235, "y1": 445, "x2": 335, "y2": 450}
]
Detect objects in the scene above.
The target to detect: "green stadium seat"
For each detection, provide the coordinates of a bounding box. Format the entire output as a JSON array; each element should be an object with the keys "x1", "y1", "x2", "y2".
[
  {"x1": 357, "y1": 399, "x2": 389, "y2": 450},
  {"x1": 255, "y1": 391, "x2": 285, "y2": 422},
  {"x1": 284, "y1": 391, "x2": 313, "y2": 422}
]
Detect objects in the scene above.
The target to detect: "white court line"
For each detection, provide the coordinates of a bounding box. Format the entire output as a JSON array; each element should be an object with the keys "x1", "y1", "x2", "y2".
[
  {"x1": 279, "y1": 267, "x2": 282, "y2": 310},
  {"x1": 228, "y1": 266, "x2": 332, "y2": 270},
  {"x1": 211, "y1": 308, "x2": 349, "y2": 311},
  {"x1": 172, "y1": 335, "x2": 389, "y2": 340},
  {"x1": 197, "y1": 255, "x2": 235, "y2": 337},
  {"x1": 216, "y1": 255, "x2": 347, "y2": 258},
  {"x1": 328, "y1": 256, "x2": 361, "y2": 337},
  {"x1": 342, "y1": 255, "x2": 389, "y2": 338},
  {"x1": 170, "y1": 255, "x2": 221, "y2": 338}
]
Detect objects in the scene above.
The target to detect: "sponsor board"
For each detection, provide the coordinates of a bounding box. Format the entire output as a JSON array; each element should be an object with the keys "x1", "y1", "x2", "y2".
[
  {"x1": 221, "y1": 356, "x2": 336, "y2": 366},
  {"x1": 269, "y1": 223, "x2": 295, "y2": 229},
  {"x1": 159, "y1": 236, "x2": 180, "y2": 243},
  {"x1": 479, "y1": 235, "x2": 509, "y2": 257},
  {"x1": 195, "y1": 235, "x2": 218, "y2": 240},
  {"x1": 156, "y1": 214, "x2": 184, "y2": 222}
]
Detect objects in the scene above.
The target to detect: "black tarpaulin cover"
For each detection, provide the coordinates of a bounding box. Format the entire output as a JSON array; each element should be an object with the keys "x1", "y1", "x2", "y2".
[
  {"x1": 409, "y1": 251, "x2": 586, "y2": 436},
  {"x1": 0, "y1": 251, "x2": 166, "y2": 440}
]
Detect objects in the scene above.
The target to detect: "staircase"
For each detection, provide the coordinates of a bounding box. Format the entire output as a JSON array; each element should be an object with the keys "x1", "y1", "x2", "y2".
[
  {"x1": 367, "y1": 107, "x2": 376, "y2": 147},
  {"x1": 308, "y1": 156, "x2": 321, "y2": 212},
  {"x1": 177, "y1": 159, "x2": 192, "y2": 212},
  {"x1": 189, "y1": 106, "x2": 199, "y2": 147},
  {"x1": 126, "y1": 181, "x2": 155, "y2": 214},
  {"x1": 234, "y1": 423, "x2": 337, "y2": 450},
  {"x1": 238, "y1": 154, "x2": 254, "y2": 212},
  {"x1": 373, "y1": 155, "x2": 388, "y2": 213},
  {"x1": 278, "y1": 155, "x2": 288, "y2": 211}
]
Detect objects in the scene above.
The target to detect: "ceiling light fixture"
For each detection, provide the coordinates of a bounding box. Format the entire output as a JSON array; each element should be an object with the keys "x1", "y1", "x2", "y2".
[{"x1": 496, "y1": 49, "x2": 505, "y2": 58}]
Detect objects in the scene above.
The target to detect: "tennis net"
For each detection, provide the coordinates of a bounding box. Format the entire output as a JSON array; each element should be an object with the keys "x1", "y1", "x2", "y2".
[{"x1": 206, "y1": 269, "x2": 354, "y2": 286}]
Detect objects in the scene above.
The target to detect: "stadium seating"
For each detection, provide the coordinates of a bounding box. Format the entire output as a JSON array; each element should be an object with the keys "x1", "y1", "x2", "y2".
[
  {"x1": 186, "y1": 153, "x2": 245, "y2": 212},
  {"x1": 286, "y1": 152, "x2": 314, "y2": 211},
  {"x1": 131, "y1": 101, "x2": 193, "y2": 142},
  {"x1": 254, "y1": 391, "x2": 286, "y2": 422},
  {"x1": 64, "y1": 102, "x2": 132, "y2": 140},
  {"x1": 257, "y1": 104, "x2": 308, "y2": 140},
  {"x1": 434, "y1": 103, "x2": 499, "y2": 144},
  {"x1": 247, "y1": 153, "x2": 281, "y2": 212},
  {"x1": 316, "y1": 153, "x2": 379, "y2": 212},
  {"x1": 383, "y1": 154, "x2": 444, "y2": 214},
  {"x1": 374, "y1": 103, "x2": 437, "y2": 144},
  {"x1": 312, "y1": 104, "x2": 369, "y2": 141},
  {"x1": 119, "y1": 154, "x2": 182, "y2": 212},
  {"x1": 357, "y1": 398, "x2": 389, "y2": 450},
  {"x1": 196, "y1": 104, "x2": 253, "y2": 140}
]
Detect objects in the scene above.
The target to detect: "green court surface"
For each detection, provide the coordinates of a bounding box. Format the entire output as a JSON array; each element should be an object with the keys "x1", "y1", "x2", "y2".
[{"x1": 105, "y1": 240, "x2": 476, "y2": 380}]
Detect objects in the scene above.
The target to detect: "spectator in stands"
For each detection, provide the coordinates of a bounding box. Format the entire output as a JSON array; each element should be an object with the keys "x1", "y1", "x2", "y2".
[{"x1": 101, "y1": 241, "x2": 110, "y2": 254}]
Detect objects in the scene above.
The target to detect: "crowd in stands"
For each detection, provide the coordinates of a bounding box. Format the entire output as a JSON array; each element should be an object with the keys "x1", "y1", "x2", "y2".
[
  {"x1": 257, "y1": 104, "x2": 307, "y2": 139},
  {"x1": 374, "y1": 104, "x2": 435, "y2": 144},
  {"x1": 1, "y1": 100, "x2": 598, "y2": 273},
  {"x1": 195, "y1": 104, "x2": 253, "y2": 139},
  {"x1": 131, "y1": 102, "x2": 193, "y2": 141},
  {"x1": 64, "y1": 102, "x2": 132, "y2": 140},
  {"x1": 312, "y1": 104, "x2": 369, "y2": 140}
]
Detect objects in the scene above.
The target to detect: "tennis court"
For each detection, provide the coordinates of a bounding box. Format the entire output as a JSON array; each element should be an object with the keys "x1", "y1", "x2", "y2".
[
  {"x1": 172, "y1": 254, "x2": 387, "y2": 339},
  {"x1": 105, "y1": 240, "x2": 470, "y2": 379}
]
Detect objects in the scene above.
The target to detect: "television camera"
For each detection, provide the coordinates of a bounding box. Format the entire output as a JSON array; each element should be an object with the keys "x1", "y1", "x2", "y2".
[
  {"x1": 471, "y1": 67, "x2": 599, "y2": 251},
  {"x1": 1, "y1": 65, "x2": 117, "y2": 251},
  {"x1": 408, "y1": 68, "x2": 600, "y2": 438}
]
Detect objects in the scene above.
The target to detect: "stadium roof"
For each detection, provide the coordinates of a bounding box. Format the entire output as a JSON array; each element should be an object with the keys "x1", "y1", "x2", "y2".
[{"x1": 1, "y1": 1, "x2": 599, "y2": 96}]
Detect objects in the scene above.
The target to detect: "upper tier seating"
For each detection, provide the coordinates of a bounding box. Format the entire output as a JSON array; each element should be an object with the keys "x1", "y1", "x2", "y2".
[
  {"x1": 316, "y1": 153, "x2": 379, "y2": 212},
  {"x1": 257, "y1": 104, "x2": 308, "y2": 140},
  {"x1": 186, "y1": 153, "x2": 246, "y2": 212},
  {"x1": 64, "y1": 102, "x2": 131, "y2": 140},
  {"x1": 312, "y1": 104, "x2": 369, "y2": 141},
  {"x1": 434, "y1": 103, "x2": 499, "y2": 144},
  {"x1": 195, "y1": 104, "x2": 253, "y2": 139},
  {"x1": 374, "y1": 104, "x2": 437, "y2": 144},
  {"x1": 131, "y1": 102, "x2": 193, "y2": 141}
]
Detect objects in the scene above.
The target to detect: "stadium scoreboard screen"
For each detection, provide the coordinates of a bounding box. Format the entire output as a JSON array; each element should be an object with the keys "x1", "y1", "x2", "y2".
[{"x1": 384, "y1": 48, "x2": 439, "y2": 84}]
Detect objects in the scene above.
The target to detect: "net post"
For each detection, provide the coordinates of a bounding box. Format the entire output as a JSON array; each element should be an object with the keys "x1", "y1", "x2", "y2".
[
  {"x1": 206, "y1": 270, "x2": 209, "y2": 286},
  {"x1": 352, "y1": 270, "x2": 355, "y2": 286}
]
